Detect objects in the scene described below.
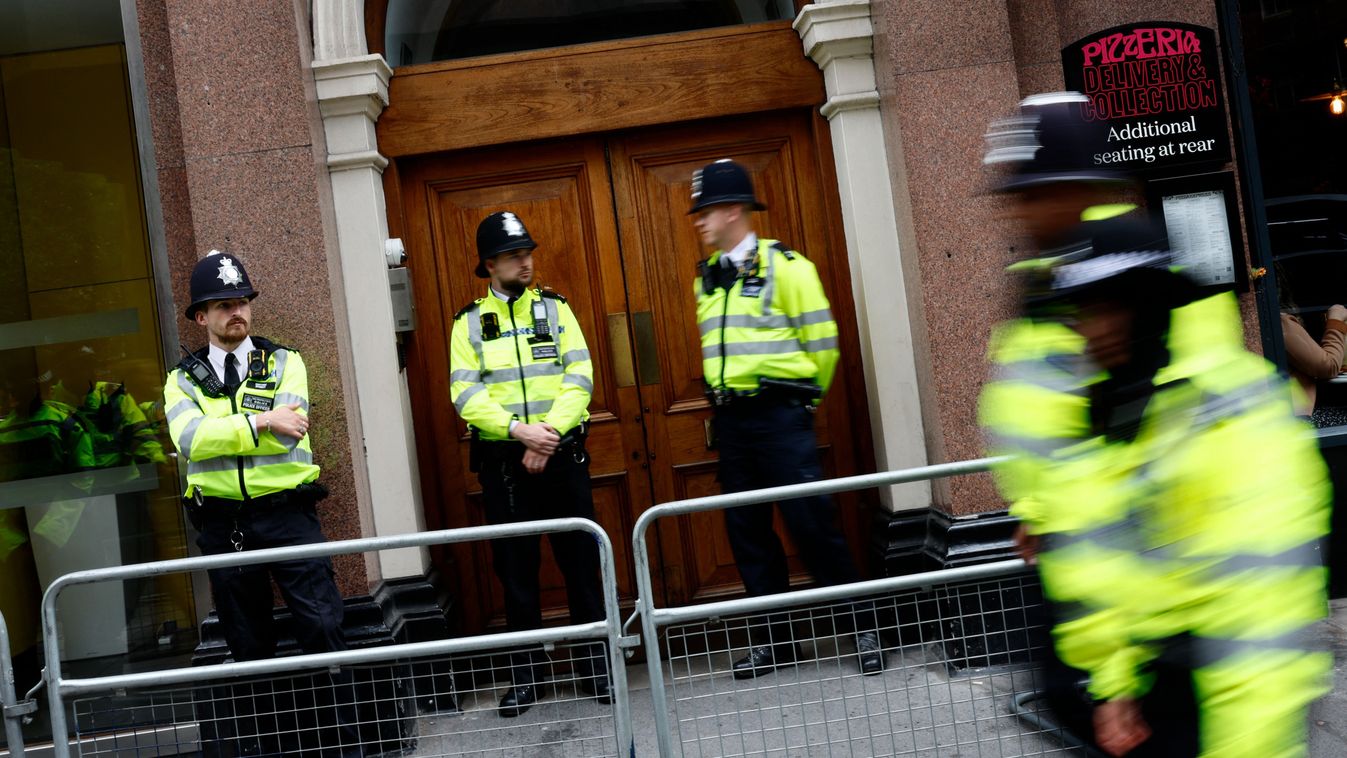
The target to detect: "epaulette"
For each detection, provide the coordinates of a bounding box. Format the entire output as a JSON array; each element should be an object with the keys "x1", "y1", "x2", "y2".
[
  {"x1": 250, "y1": 335, "x2": 295, "y2": 355},
  {"x1": 454, "y1": 298, "x2": 484, "y2": 320},
  {"x1": 768, "y1": 241, "x2": 796, "y2": 261},
  {"x1": 538, "y1": 287, "x2": 567, "y2": 303}
]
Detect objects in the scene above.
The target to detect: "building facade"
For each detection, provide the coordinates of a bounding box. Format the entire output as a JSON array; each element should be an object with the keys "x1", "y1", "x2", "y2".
[{"x1": 2, "y1": 0, "x2": 1344, "y2": 742}]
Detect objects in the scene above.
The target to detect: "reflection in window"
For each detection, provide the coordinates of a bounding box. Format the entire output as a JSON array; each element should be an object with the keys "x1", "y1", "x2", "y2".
[
  {"x1": 1243, "y1": 1, "x2": 1347, "y2": 428},
  {"x1": 385, "y1": 0, "x2": 798, "y2": 66},
  {"x1": 0, "y1": 31, "x2": 196, "y2": 746}
]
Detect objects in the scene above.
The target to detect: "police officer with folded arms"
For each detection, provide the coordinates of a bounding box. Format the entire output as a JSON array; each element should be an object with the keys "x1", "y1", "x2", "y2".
[
  {"x1": 164, "y1": 250, "x2": 359, "y2": 756},
  {"x1": 449, "y1": 211, "x2": 609, "y2": 717},
  {"x1": 689, "y1": 159, "x2": 883, "y2": 679}
]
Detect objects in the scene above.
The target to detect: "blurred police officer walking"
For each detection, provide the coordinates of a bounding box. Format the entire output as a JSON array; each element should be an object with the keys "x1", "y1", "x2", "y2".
[
  {"x1": 165, "y1": 250, "x2": 360, "y2": 756},
  {"x1": 980, "y1": 94, "x2": 1332, "y2": 757},
  {"x1": 449, "y1": 211, "x2": 609, "y2": 717},
  {"x1": 689, "y1": 159, "x2": 882, "y2": 679}
]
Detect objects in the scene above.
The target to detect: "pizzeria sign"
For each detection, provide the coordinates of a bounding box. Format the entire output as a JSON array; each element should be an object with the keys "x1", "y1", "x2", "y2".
[{"x1": 1062, "y1": 21, "x2": 1231, "y2": 171}]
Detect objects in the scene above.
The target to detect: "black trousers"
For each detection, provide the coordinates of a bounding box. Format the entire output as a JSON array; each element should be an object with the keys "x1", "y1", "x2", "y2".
[
  {"x1": 478, "y1": 441, "x2": 606, "y2": 683},
  {"x1": 196, "y1": 495, "x2": 358, "y2": 757},
  {"x1": 715, "y1": 399, "x2": 877, "y2": 645}
]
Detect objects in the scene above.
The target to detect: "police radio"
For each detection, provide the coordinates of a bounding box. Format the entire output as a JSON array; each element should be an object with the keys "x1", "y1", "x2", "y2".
[
  {"x1": 178, "y1": 344, "x2": 227, "y2": 397},
  {"x1": 528, "y1": 300, "x2": 552, "y2": 343},
  {"x1": 246, "y1": 349, "x2": 268, "y2": 381}
]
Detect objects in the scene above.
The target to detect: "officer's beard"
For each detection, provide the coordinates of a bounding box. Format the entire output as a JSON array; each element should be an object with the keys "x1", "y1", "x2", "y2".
[{"x1": 498, "y1": 270, "x2": 532, "y2": 298}]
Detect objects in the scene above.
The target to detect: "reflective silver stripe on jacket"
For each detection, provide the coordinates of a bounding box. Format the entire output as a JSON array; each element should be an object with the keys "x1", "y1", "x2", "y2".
[
  {"x1": 464, "y1": 302, "x2": 486, "y2": 370},
  {"x1": 789, "y1": 308, "x2": 834, "y2": 329},
  {"x1": 165, "y1": 398, "x2": 197, "y2": 425},
  {"x1": 759, "y1": 246, "x2": 777, "y2": 314},
  {"x1": 176, "y1": 373, "x2": 201, "y2": 407},
  {"x1": 178, "y1": 416, "x2": 204, "y2": 460},
  {"x1": 801, "y1": 336, "x2": 839, "y2": 353},
  {"x1": 562, "y1": 349, "x2": 590, "y2": 365},
  {"x1": 450, "y1": 369, "x2": 480, "y2": 384},
  {"x1": 273, "y1": 392, "x2": 309, "y2": 413},
  {"x1": 562, "y1": 374, "x2": 594, "y2": 393},
  {"x1": 271, "y1": 349, "x2": 289, "y2": 384},
  {"x1": 187, "y1": 447, "x2": 314, "y2": 476},
  {"x1": 698, "y1": 314, "x2": 791, "y2": 335},
  {"x1": 454, "y1": 383, "x2": 487, "y2": 413},
  {"x1": 503, "y1": 400, "x2": 553, "y2": 417},
  {"x1": 483, "y1": 363, "x2": 565, "y2": 384},
  {"x1": 703, "y1": 340, "x2": 805, "y2": 359}
]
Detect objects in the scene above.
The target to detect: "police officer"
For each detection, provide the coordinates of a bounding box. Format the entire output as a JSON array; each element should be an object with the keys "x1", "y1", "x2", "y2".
[
  {"x1": 164, "y1": 251, "x2": 359, "y2": 756},
  {"x1": 449, "y1": 211, "x2": 608, "y2": 718},
  {"x1": 978, "y1": 92, "x2": 1157, "y2": 750},
  {"x1": 1034, "y1": 241, "x2": 1332, "y2": 758},
  {"x1": 689, "y1": 159, "x2": 882, "y2": 679}
]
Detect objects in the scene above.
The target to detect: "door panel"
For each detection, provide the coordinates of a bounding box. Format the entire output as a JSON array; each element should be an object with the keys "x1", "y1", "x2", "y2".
[
  {"x1": 398, "y1": 111, "x2": 874, "y2": 633},
  {"x1": 400, "y1": 139, "x2": 652, "y2": 632},
  {"x1": 609, "y1": 112, "x2": 866, "y2": 604}
]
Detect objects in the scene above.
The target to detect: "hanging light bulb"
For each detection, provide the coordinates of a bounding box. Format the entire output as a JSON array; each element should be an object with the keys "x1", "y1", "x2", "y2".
[{"x1": 1332, "y1": 95, "x2": 1346, "y2": 116}]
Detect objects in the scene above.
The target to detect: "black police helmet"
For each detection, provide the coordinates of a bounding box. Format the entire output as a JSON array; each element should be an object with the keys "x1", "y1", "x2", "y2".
[
  {"x1": 475, "y1": 211, "x2": 537, "y2": 278},
  {"x1": 984, "y1": 91, "x2": 1123, "y2": 192},
  {"x1": 688, "y1": 159, "x2": 767, "y2": 214},
  {"x1": 186, "y1": 250, "x2": 258, "y2": 319}
]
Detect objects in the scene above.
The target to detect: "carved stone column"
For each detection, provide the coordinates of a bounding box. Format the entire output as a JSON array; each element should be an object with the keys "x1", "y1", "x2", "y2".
[
  {"x1": 312, "y1": 2, "x2": 427, "y2": 579},
  {"x1": 796, "y1": 1, "x2": 932, "y2": 512}
]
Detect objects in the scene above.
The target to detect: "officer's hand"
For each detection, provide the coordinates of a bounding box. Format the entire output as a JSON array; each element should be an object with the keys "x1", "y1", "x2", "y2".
[
  {"x1": 1013, "y1": 524, "x2": 1040, "y2": 566},
  {"x1": 263, "y1": 403, "x2": 308, "y2": 440},
  {"x1": 511, "y1": 422, "x2": 560, "y2": 454},
  {"x1": 521, "y1": 449, "x2": 551, "y2": 474},
  {"x1": 1327, "y1": 304, "x2": 1347, "y2": 323},
  {"x1": 1094, "y1": 698, "x2": 1150, "y2": 756}
]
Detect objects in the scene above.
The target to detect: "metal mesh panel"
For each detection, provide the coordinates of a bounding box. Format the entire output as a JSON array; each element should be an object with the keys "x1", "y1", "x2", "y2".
[
  {"x1": 660, "y1": 572, "x2": 1087, "y2": 758},
  {"x1": 69, "y1": 642, "x2": 621, "y2": 757}
]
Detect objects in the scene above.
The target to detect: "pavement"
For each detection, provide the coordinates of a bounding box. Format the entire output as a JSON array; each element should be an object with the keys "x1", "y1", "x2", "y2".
[
  {"x1": 404, "y1": 598, "x2": 1347, "y2": 757},
  {"x1": 1309, "y1": 597, "x2": 1347, "y2": 757}
]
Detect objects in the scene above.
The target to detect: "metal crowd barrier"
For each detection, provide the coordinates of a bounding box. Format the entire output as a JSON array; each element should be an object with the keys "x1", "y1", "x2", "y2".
[
  {"x1": 631, "y1": 457, "x2": 1084, "y2": 757},
  {"x1": 38, "y1": 518, "x2": 632, "y2": 758},
  {"x1": 2, "y1": 611, "x2": 32, "y2": 758}
]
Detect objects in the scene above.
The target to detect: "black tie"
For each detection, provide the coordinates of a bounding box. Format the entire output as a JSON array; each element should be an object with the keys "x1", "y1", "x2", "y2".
[{"x1": 224, "y1": 353, "x2": 240, "y2": 392}]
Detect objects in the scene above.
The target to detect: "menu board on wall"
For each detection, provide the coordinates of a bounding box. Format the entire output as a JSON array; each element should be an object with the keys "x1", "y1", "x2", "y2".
[
  {"x1": 1162, "y1": 190, "x2": 1235, "y2": 287},
  {"x1": 1062, "y1": 21, "x2": 1232, "y2": 172}
]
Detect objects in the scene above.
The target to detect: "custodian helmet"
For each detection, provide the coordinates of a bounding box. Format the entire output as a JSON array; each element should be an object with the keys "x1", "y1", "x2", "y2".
[
  {"x1": 475, "y1": 211, "x2": 538, "y2": 278},
  {"x1": 688, "y1": 159, "x2": 767, "y2": 214},
  {"x1": 186, "y1": 250, "x2": 258, "y2": 318}
]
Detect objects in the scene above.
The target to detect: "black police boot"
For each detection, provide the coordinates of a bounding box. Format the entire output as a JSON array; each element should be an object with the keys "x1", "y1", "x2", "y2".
[
  {"x1": 732, "y1": 643, "x2": 801, "y2": 680},
  {"x1": 855, "y1": 631, "x2": 884, "y2": 676},
  {"x1": 498, "y1": 682, "x2": 540, "y2": 718}
]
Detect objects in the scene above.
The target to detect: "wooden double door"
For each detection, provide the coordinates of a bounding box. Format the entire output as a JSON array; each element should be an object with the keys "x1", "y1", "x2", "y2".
[{"x1": 399, "y1": 110, "x2": 876, "y2": 634}]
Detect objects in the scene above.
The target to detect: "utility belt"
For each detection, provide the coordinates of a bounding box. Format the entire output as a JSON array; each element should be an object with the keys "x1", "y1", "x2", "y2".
[
  {"x1": 469, "y1": 421, "x2": 589, "y2": 474},
  {"x1": 705, "y1": 377, "x2": 822, "y2": 409},
  {"x1": 183, "y1": 482, "x2": 328, "y2": 533}
]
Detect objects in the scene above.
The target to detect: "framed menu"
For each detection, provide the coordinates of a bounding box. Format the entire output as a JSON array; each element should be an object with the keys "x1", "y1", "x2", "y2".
[{"x1": 1146, "y1": 171, "x2": 1248, "y2": 291}]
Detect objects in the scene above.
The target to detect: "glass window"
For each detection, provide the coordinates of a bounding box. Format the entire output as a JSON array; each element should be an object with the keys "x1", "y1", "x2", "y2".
[
  {"x1": 385, "y1": 0, "x2": 798, "y2": 66},
  {"x1": 1241, "y1": 0, "x2": 1347, "y2": 430},
  {"x1": 1, "y1": 1, "x2": 195, "y2": 747}
]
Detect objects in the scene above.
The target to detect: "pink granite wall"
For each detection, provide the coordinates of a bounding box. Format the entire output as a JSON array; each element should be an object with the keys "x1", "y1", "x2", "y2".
[
  {"x1": 871, "y1": 0, "x2": 1262, "y2": 516},
  {"x1": 136, "y1": 0, "x2": 366, "y2": 593}
]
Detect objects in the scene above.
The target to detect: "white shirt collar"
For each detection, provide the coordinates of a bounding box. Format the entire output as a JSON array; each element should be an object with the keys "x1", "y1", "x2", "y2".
[
  {"x1": 208, "y1": 336, "x2": 255, "y2": 383},
  {"x1": 722, "y1": 232, "x2": 758, "y2": 269},
  {"x1": 490, "y1": 287, "x2": 514, "y2": 302}
]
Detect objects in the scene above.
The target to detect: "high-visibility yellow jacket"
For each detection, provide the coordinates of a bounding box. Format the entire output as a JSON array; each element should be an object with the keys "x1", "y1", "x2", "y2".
[
  {"x1": 694, "y1": 238, "x2": 839, "y2": 395},
  {"x1": 1035, "y1": 292, "x2": 1331, "y2": 757},
  {"x1": 163, "y1": 337, "x2": 319, "y2": 500},
  {"x1": 449, "y1": 287, "x2": 592, "y2": 441},
  {"x1": 81, "y1": 381, "x2": 166, "y2": 468},
  {"x1": 980, "y1": 316, "x2": 1097, "y2": 531}
]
